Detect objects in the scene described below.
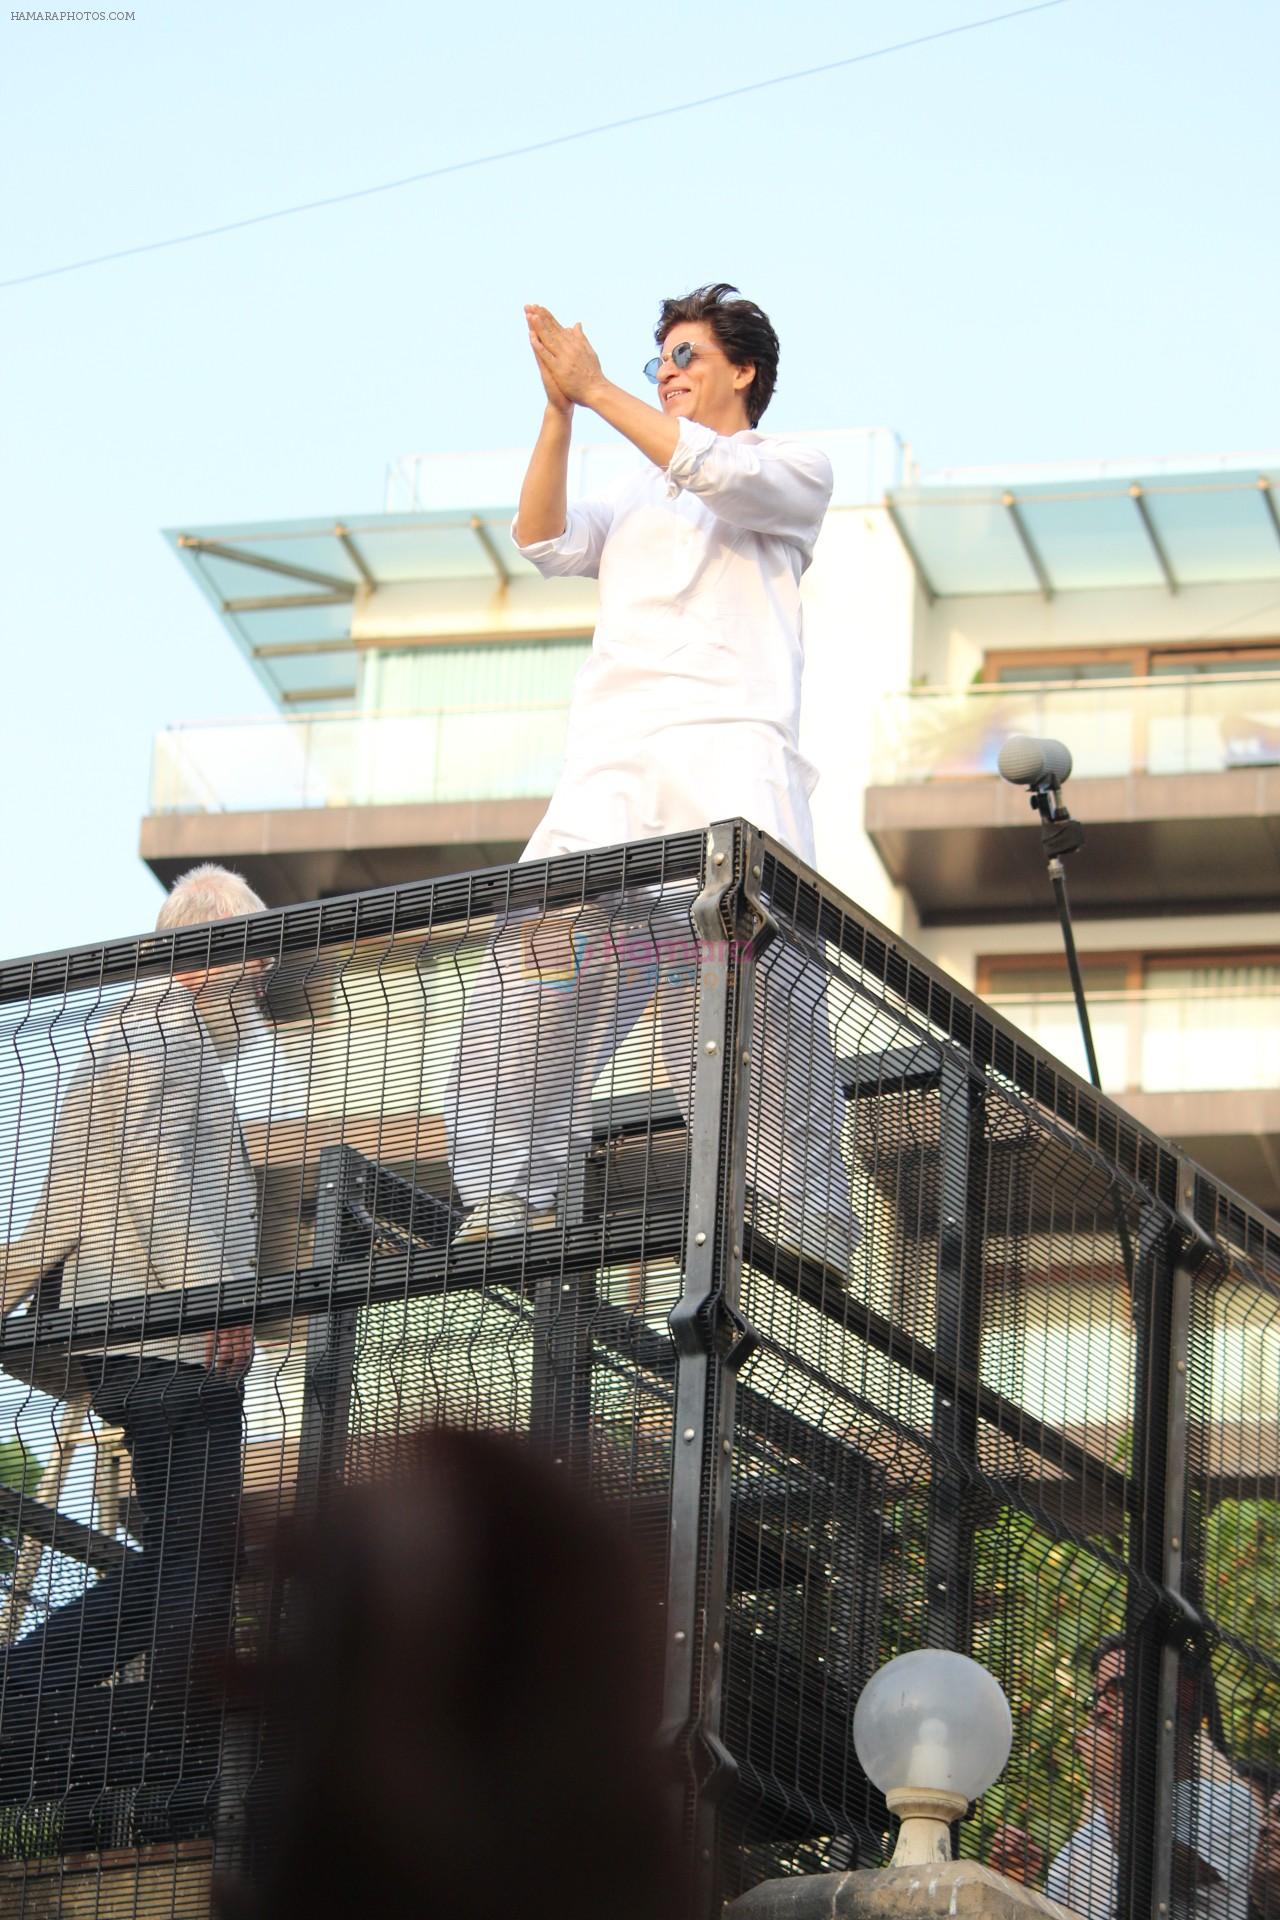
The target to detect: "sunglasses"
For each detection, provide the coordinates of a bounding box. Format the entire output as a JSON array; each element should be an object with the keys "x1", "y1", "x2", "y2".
[{"x1": 644, "y1": 340, "x2": 700, "y2": 384}]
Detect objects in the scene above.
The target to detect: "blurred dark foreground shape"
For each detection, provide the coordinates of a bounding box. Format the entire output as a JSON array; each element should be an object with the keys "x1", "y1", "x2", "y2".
[{"x1": 218, "y1": 1427, "x2": 685, "y2": 1920}]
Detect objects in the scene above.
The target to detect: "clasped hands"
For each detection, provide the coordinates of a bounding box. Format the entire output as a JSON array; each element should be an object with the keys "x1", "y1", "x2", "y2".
[
  {"x1": 205, "y1": 1323, "x2": 255, "y2": 1377},
  {"x1": 525, "y1": 304, "x2": 609, "y2": 414}
]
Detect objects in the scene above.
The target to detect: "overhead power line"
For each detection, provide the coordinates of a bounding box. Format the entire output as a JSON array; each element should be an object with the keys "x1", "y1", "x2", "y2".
[{"x1": 1, "y1": 1, "x2": 1067, "y2": 292}]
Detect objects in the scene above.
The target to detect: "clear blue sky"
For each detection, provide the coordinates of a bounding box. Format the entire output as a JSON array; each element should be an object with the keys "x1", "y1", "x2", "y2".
[{"x1": 0, "y1": 0, "x2": 1275, "y2": 961}]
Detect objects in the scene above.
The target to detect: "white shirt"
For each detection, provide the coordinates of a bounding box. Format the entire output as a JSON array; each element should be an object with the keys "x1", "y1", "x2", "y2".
[
  {"x1": 1046, "y1": 1781, "x2": 1259, "y2": 1920},
  {"x1": 1045, "y1": 1809, "x2": 1118, "y2": 1920},
  {"x1": 513, "y1": 416, "x2": 833, "y2": 866}
]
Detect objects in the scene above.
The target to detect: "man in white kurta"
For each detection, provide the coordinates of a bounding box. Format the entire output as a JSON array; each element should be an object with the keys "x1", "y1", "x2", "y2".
[
  {"x1": 445, "y1": 286, "x2": 854, "y2": 1260},
  {"x1": 517, "y1": 414, "x2": 829, "y2": 865},
  {"x1": 993, "y1": 1640, "x2": 1260, "y2": 1920}
]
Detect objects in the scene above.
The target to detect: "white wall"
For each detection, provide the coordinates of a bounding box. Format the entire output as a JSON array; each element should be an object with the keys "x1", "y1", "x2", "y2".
[
  {"x1": 914, "y1": 579, "x2": 1280, "y2": 683},
  {"x1": 918, "y1": 909, "x2": 1280, "y2": 992},
  {"x1": 351, "y1": 574, "x2": 598, "y2": 647},
  {"x1": 801, "y1": 505, "x2": 916, "y2": 931}
]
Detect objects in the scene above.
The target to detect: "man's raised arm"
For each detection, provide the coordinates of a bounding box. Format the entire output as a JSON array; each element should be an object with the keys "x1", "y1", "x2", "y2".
[
  {"x1": 514, "y1": 310, "x2": 576, "y2": 546},
  {"x1": 515, "y1": 406, "x2": 574, "y2": 547}
]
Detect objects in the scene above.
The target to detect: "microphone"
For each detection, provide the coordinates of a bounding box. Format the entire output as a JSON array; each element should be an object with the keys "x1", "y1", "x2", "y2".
[
  {"x1": 995, "y1": 732, "x2": 1103, "y2": 1110},
  {"x1": 997, "y1": 734, "x2": 1073, "y2": 790}
]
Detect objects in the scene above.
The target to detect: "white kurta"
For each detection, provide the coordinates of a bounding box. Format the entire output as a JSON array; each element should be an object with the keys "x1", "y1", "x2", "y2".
[
  {"x1": 515, "y1": 417, "x2": 833, "y2": 865},
  {"x1": 1046, "y1": 1782, "x2": 1259, "y2": 1920},
  {"x1": 444, "y1": 418, "x2": 852, "y2": 1231}
]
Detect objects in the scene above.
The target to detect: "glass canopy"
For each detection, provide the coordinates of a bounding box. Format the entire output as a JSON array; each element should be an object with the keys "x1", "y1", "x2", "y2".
[
  {"x1": 169, "y1": 454, "x2": 1280, "y2": 715},
  {"x1": 887, "y1": 462, "x2": 1280, "y2": 598},
  {"x1": 164, "y1": 508, "x2": 549, "y2": 710}
]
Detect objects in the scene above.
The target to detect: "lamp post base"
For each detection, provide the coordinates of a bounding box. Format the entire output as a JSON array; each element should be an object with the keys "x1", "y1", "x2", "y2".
[{"x1": 884, "y1": 1788, "x2": 969, "y2": 1866}]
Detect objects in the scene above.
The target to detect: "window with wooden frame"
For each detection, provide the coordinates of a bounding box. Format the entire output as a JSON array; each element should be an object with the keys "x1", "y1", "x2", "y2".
[
  {"x1": 978, "y1": 949, "x2": 1280, "y2": 1093},
  {"x1": 981, "y1": 648, "x2": 1143, "y2": 685},
  {"x1": 1147, "y1": 646, "x2": 1280, "y2": 677},
  {"x1": 978, "y1": 949, "x2": 1280, "y2": 996},
  {"x1": 981, "y1": 642, "x2": 1280, "y2": 684},
  {"x1": 976, "y1": 952, "x2": 1140, "y2": 996}
]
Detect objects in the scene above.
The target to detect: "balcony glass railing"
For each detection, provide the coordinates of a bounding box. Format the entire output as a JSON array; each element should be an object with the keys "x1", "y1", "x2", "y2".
[
  {"x1": 872, "y1": 672, "x2": 1280, "y2": 784},
  {"x1": 988, "y1": 987, "x2": 1280, "y2": 1094},
  {"x1": 149, "y1": 705, "x2": 572, "y2": 813}
]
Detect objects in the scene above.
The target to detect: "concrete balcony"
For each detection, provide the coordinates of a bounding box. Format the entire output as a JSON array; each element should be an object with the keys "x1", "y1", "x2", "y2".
[
  {"x1": 139, "y1": 706, "x2": 566, "y2": 899},
  {"x1": 989, "y1": 985, "x2": 1280, "y2": 1210},
  {"x1": 866, "y1": 673, "x2": 1280, "y2": 921}
]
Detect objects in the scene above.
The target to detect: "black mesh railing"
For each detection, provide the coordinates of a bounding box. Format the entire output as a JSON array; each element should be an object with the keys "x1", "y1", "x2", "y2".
[{"x1": 0, "y1": 818, "x2": 1274, "y2": 1919}]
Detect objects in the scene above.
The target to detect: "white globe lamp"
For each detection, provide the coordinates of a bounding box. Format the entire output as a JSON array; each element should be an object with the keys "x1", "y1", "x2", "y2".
[{"x1": 852, "y1": 1649, "x2": 1013, "y2": 1867}]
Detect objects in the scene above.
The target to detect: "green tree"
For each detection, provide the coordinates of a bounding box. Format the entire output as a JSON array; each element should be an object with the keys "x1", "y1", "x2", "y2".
[
  {"x1": 965, "y1": 1509, "x2": 1125, "y2": 1864},
  {"x1": 927, "y1": 1497, "x2": 1280, "y2": 1872},
  {"x1": 0, "y1": 1437, "x2": 44, "y2": 1579},
  {"x1": 0, "y1": 1437, "x2": 60, "y2": 1861},
  {"x1": 1203, "y1": 1499, "x2": 1280, "y2": 1775}
]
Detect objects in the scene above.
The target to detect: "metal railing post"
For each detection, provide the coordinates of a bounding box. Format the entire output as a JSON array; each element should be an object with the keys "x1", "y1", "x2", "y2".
[
  {"x1": 660, "y1": 821, "x2": 762, "y2": 1917},
  {"x1": 214, "y1": 1154, "x2": 361, "y2": 1883},
  {"x1": 296, "y1": 1144, "x2": 360, "y2": 1515},
  {"x1": 530, "y1": 1267, "x2": 596, "y2": 1478},
  {"x1": 1122, "y1": 1175, "x2": 1200, "y2": 1920},
  {"x1": 1152, "y1": 1239, "x2": 1194, "y2": 1920},
  {"x1": 925, "y1": 1053, "x2": 984, "y2": 1653}
]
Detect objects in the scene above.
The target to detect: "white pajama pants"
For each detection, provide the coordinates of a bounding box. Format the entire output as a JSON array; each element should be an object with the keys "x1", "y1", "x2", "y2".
[{"x1": 443, "y1": 891, "x2": 853, "y2": 1232}]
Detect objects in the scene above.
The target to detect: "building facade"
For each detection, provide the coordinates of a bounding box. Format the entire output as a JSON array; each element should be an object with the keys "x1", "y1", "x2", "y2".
[{"x1": 142, "y1": 435, "x2": 1280, "y2": 1213}]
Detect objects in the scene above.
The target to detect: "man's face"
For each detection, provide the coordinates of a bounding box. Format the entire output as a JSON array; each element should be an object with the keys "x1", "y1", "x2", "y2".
[
  {"x1": 1074, "y1": 1646, "x2": 1124, "y2": 1804},
  {"x1": 1090, "y1": 1648, "x2": 1124, "y2": 1730},
  {"x1": 653, "y1": 320, "x2": 754, "y2": 430},
  {"x1": 174, "y1": 956, "x2": 268, "y2": 1004}
]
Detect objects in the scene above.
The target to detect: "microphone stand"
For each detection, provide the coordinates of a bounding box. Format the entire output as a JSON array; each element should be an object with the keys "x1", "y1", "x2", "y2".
[
  {"x1": 1025, "y1": 781, "x2": 1102, "y2": 1090},
  {"x1": 1024, "y1": 780, "x2": 1136, "y2": 1289}
]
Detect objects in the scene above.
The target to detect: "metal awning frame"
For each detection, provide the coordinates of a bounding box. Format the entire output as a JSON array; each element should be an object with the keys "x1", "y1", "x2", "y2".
[
  {"x1": 177, "y1": 533, "x2": 358, "y2": 601},
  {"x1": 885, "y1": 468, "x2": 1280, "y2": 601}
]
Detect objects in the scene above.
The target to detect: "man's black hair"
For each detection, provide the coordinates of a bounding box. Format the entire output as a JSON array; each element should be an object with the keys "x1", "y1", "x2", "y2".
[
  {"x1": 1086, "y1": 1633, "x2": 1127, "y2": 1675},
  {"x1": 654, "y1": 283, "x2": 780, "y2": 428},
  {"x1": 1084, "y1": 1632, "x2": 1232, "y2": 1759}
]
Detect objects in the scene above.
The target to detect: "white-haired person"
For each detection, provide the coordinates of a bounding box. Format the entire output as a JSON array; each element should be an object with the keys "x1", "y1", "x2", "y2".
[{"x1": 0, "y1": 863, "x2": 265, "y2": 1842}]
